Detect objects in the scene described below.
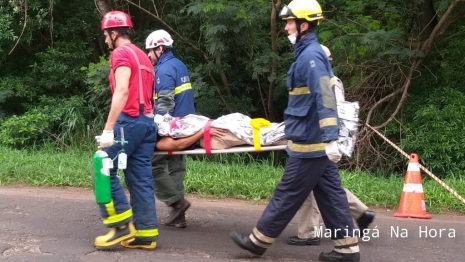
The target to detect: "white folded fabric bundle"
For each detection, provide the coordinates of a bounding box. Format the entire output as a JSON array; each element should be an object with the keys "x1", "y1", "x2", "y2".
[{"x1": 336, "y1": 101, "x2": 360, "y2": 157}]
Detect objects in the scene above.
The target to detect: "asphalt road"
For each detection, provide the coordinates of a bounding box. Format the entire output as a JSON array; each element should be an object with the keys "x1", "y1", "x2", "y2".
[{"x1": 0, "y1": 186, "x2": 464, "y2": 262}]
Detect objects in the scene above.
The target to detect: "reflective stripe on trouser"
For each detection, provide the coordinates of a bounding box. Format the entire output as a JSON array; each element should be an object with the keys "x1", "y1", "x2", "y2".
[
  {"x1": 100, "y1": 112, "x2": 159, "y2": 241},
  {"x1": 254, "y1": 157, "x2": 358, "y2": 252},
  {"x1": 297, "y1": 188, "x2": 369, "y2": 238},
  {"x1": 151, "y1": 154, "x2": 186, "y2": 206}
]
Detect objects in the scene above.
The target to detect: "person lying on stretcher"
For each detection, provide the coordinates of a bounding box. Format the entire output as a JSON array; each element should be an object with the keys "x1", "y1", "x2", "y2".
[{"x1": 156, "y1": 127, "x2": 227, "y2": 151}]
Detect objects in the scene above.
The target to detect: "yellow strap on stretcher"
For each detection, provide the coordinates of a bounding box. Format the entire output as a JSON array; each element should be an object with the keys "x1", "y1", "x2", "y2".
[{"x1": 250, "y1": 118, "x2": 271, "y2": 152}]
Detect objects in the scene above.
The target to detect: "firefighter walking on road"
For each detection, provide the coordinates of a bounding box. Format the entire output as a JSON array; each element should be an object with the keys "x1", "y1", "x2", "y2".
[
  {"x1": 145, "y1": 29, "x2": 196, "y2": 228},
  {"x1": 287, "y1": 45, "x2": 375, "y2": 247},
  {"x1": 229, "y1": 1, "x2": 361, "y2": 261},
  {"x1": 95, "y1": 10, "x2": 159, "y2": 250}
]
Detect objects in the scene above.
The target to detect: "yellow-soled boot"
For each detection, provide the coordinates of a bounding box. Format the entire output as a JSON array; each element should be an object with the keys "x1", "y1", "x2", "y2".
[
  {"x1": 121, "y1": 238, "x2": 157, "y2": 250},
  {"x1": 95, "y1": 222, "x2": 136, "y2": 248}
]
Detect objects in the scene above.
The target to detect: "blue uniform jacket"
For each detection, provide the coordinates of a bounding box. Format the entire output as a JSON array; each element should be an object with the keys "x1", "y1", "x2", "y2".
[
  {"x1": 153, "y1": 51, "x2": 195, "y2": 117},
  {"x1": 284, "y1": 33, "x2": 339, "y2": 158}
]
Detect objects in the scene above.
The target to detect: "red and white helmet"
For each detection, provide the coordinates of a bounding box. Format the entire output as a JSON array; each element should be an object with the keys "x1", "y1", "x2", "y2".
[
  {"x1": 145, "y1": 30, "x2": 173, "y2": 49},
  {"x1": 101, "y1": 11, "x2": 133, "y2": 31}
]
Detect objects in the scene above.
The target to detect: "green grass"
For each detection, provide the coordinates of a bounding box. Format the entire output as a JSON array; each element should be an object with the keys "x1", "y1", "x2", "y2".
[{"x1": 1, "y1": 146, "x2": 464, "y2": 214}]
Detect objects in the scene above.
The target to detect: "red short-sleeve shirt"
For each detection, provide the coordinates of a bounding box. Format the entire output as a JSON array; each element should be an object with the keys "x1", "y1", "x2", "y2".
[{"x1": 109, "y1": 43, "x2": 154, "y2": 116}]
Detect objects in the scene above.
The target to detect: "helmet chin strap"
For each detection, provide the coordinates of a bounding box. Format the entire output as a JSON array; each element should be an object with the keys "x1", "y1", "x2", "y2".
[
  {"x1": 295, "y1": 20, "x2": 310, "y2": 43},
  {"x1": 153, "y1": 46, "x2": 164, "y2": 64}
]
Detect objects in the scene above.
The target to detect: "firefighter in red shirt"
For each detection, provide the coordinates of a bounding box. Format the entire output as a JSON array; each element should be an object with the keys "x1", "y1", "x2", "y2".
[{"x1": 95, "y1": 10, "x2": 159, "y2": 250}]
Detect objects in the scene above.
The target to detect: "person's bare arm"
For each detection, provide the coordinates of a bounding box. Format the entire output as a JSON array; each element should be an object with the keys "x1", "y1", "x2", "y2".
[
  {"x1": 157, "y1": 129, "x2": 205, "y2": 151},
  {"x1": 156, "y1": 127, "x2": 228, "y2": 151},
  {"x1": 104, "y1": 66, "x2": 131, "y2": 131}
]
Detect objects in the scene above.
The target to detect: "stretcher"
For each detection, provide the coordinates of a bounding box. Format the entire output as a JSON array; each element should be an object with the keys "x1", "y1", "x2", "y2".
[
  {"x1": 152, "y1": 101, "x2": 359, "y2": 157},
  {"x1": 153, "y1": 144, "x2": 287, "y2": 155},
  {"x1": 153, "y1": 117, "x2": 287, "y2": 155}
]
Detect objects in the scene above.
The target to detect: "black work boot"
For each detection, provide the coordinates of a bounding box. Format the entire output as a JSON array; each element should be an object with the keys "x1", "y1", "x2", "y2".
[
  {"x1": 121, "y1": 237, "x2": 157, "y2": 250},
  {"x1": 164, "y1": 198, "x2": 191, "y2": 225},
  {"x1": 318, "y1": 250, "x2": 360, "y2": 262},
  {"x1": 230, "y1": 231, "x2": 267, "y2": 257},
  {"x1": 287, "y1": 236, "x2": 320, "y2": 246},
  {"x1": 94, "y1": 222, "x2": 135, "y2": 248},
  {"x1": 165, "y1": 212, "x2": 187, "y2": 228},
  {"x1": 356, "y1": 210, "x2": 375, "y2": 237}
]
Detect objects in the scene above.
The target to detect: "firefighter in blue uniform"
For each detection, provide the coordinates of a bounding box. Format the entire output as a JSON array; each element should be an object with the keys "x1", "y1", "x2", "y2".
[
  {"x1": 146, "y1": 29, "x2": 196, "y2": 228},
  {"x1": 230, "y1": 0, "x2": 361, "y2": 261}
]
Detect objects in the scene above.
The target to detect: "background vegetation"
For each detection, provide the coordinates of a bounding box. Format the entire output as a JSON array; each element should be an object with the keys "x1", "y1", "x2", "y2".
[
  {"x1": 1, "y1": 146, "x2": 464, "y2": 213},
  {"x1": 1, "y1": 0, "x2": 464, "y2": 211}
]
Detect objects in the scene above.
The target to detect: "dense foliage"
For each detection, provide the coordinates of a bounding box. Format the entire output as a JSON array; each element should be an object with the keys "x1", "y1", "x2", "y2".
[{"x1": 1, "y1": 0, "x2": 464, "y2": 178}]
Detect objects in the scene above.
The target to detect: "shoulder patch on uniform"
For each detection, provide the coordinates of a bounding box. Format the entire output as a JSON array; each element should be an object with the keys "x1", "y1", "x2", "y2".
[
  {"x1": 180, "y1": 76, "x2": 190, "y2": 83},
  {"x1": 310, "y1": 60, "x2": 316, "y2": 67},
  {"x1": 157, "y1": 77, "x2": 160, "y2": 84}
]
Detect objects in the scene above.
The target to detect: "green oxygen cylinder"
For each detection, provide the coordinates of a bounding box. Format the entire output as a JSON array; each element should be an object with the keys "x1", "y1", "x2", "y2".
[{"x1": 92, "y1": 136, "x2": 112, "y2": 205}]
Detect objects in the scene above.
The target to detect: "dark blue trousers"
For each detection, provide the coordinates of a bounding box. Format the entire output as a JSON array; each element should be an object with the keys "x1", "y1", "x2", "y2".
[
  {"x1": 99, "y1": 112, "x2": 159, "y2": 241},
  {"x1": 256, "y1": 156, "x2": 355, "y2": 240}
]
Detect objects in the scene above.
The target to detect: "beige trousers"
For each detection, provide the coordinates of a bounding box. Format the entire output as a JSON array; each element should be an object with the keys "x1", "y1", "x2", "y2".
[{"x1": 296, "y1": 188, "x2": 368, "y2": 238}]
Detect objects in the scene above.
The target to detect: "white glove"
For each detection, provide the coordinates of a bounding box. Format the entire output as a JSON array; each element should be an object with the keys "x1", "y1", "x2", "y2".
[
  {"x1": 100, "y1": 130, "x2": 115, "y2": 148},
  {"x1": 325, "y1": 140, "x2": 342, "y2": 163}
]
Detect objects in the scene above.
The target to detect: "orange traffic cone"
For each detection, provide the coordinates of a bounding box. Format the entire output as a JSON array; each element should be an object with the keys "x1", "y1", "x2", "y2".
[{"x1": 393, "y1": 153, "x2": 432, "y2": 219}]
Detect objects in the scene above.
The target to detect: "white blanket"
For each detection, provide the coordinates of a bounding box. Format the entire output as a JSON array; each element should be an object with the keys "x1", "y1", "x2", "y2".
[
  {"x1": 155, "y1": 101, "x2": 359, "y2": 157},
  {"x1": 155, "y1": 113, "x2": 285, "y2": 146},
  {"x1": 336, "y1": 101, "x2": 360, "y2": 157}
]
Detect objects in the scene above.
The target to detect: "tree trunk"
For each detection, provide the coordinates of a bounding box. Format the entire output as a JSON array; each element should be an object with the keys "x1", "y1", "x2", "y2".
[
  {"x1": 219, "y1": 71, "x2": 232, "y2": 98},
  {"x1": 416, "y1": 0, "x2": 437, "y2": 40},
  {"x1": 95, "y1": 0, "x2": 112, "y2": 15},
  {"x1": 366, "y1": 0, "x2": 463, "y2": 129},
  {"x1": 268, "y1": 0, "x2": 283, "y2": 122},
  {"x1": 268, "y1": 0, "x2": 283, "y2": 166}
]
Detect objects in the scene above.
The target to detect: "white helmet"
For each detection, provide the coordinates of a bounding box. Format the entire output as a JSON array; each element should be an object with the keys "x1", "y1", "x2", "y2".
[
  {"x1": 145, "y1": 29, "x2": 173, "y2": 49},
  {"x1": 320, "y1": 44, "x2": 332, "y2": 60}
]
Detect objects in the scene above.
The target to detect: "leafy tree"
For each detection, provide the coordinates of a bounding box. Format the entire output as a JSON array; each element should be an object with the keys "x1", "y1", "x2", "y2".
[{"x1": 0, "y1": 0, "x2": 464, "y2": 177}]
